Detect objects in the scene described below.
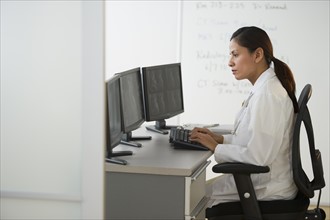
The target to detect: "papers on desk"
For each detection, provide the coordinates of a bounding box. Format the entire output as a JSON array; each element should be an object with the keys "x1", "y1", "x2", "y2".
[
  {"x1": 182, "y1": 123, "x2": 233, "y2": 135},
  {"x1": 182, "y1": 123, "x2": 219, "y2": 129},
  {"x1": 209, "y1": 124, "x2": 233, "y2": 135}
]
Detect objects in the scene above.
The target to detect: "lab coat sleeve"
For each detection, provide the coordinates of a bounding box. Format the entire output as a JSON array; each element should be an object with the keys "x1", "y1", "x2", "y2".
[
  {"x1": 222, "y1": 134, "x2": 233, "y2": 144},
  {"x1": 214, "y1": 92, "x2": 293, "y2": 166}
]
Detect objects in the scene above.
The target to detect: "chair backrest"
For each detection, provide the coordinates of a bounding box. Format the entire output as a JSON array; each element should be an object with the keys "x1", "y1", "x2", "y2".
[{"x1": 292, "y1": 84, "x2": 326, "y2": 198}]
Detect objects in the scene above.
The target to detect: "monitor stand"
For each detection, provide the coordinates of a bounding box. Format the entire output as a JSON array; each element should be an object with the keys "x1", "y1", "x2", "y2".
[
  {"x1": 105, "y1": 151, "x2": 133, "y2": 165},
  {"x1": 145, "y1": 120, "x2": 178, "y2": 135},
  {"x1": 121, "y1": 131, "x2": 152, "y2": 148}
]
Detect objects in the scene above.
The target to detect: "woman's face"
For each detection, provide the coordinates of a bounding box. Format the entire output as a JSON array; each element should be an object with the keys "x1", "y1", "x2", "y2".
[{"x1": 228, "y1": 40, "x2": 259, "y2": 84}]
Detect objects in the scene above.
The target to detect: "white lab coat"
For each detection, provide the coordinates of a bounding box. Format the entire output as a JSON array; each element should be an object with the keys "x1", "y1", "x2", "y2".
[{"x1": 208, "y1": 67, "x2": 298, "y2": 207}]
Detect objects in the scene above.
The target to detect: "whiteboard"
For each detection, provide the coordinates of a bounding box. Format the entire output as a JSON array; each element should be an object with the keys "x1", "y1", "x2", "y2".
[
  {"x1": 180, "y1": 1, "x2": 329, "y2": 205},
  {"x1": 180, "y1": 1, "x2": 329, "y2": 124}
]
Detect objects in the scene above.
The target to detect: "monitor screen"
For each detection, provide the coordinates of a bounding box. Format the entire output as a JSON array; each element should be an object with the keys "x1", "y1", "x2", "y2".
[
  {"x1": 142, "y1": 63, "x2": 184, "y2": 131},
  {"x1": 117, "y1": 67, "x2": 145, "y2": 133}
]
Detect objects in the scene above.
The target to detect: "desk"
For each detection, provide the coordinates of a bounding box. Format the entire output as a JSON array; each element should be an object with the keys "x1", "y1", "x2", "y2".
[{"x1": 105, "y1": 127, "x2": 212, "y2": 220}]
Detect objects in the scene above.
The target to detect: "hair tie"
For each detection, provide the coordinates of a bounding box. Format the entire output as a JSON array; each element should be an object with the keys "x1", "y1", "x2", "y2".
[{"x1": 267, "y1": 56, "x2": 274, "y2": 64}]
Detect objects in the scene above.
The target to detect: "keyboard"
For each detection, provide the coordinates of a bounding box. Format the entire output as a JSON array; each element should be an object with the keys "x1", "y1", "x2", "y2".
[{"x1": 169, "y1": 127, "x2": 209, "y2": 151}]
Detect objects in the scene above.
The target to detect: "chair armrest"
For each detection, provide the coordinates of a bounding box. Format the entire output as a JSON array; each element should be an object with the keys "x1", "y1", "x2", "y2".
[
  {"x1": 211, "y1": 162, "x2": 270, "y2": 220},
  {"x1": 212, "y1": 162, "x2": 270, "y2": 174}
]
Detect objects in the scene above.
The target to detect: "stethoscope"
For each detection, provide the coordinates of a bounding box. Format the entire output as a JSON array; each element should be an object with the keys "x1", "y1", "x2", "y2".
[{"x1": 231, "y1": 92, "x2": 254, "y2": 135}]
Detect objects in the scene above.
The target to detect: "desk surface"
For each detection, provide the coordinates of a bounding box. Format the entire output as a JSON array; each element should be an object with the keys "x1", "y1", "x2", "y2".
[{"x1": 105, "y1": 126, "x2": 212, "y2": 176}]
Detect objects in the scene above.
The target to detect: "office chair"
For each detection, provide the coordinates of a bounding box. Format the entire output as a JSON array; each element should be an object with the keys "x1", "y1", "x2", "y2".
[{"x1": 206, "y1": 84, "x2": 326, "y2": 220}]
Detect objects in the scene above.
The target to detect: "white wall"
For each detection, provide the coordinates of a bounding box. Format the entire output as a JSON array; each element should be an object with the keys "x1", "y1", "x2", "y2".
[
  {"x1": 105, "y1": 1, "x2": 181, "y2": 77},
  {"x1": 0, "y1": 1, "x2": 104, "y2": 219},
  {"x1": 105, "y1": 1, "x2": 329, "y2": 206}
]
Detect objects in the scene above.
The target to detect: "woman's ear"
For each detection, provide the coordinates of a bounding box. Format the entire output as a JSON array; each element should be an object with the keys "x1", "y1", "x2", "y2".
[{"x1": 254, "y1": 47, "x2": 264, "y2": 63}]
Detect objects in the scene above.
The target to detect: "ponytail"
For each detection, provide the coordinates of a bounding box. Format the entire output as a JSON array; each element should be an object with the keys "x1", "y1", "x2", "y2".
[{"x1": 271, "y1": 57, "x2": 299, "y2": 113}]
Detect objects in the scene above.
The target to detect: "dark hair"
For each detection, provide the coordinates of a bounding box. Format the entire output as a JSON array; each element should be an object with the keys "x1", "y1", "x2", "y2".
[{"x1": 230, "y1": 26, "x2": 299, "y2": 113}]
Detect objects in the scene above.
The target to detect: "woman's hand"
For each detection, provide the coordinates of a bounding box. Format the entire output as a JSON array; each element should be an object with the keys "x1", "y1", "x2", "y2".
[
  {"x1": 190, "y1": 127, "x2": 224, "y2": 143},
  {"x1": 189, "y1": 127, "x2": 223, "y2": 152}
]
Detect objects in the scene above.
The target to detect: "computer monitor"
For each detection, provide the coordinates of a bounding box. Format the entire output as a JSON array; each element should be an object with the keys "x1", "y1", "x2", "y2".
[
  {"x1": 117, "y1": 67, "x2": 151, "y2": 147},
  {"x1": 105, "y1": 75, "x2": 132, "y2": 165},
  {"x1": 142, "y1": 63, "x2": 184, "y2": 134}
]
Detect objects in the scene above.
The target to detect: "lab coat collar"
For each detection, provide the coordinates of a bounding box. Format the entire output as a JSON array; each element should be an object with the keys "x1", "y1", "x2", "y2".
[{"x1": 250, "y1": 67, "x2": 276, "y2": 95}]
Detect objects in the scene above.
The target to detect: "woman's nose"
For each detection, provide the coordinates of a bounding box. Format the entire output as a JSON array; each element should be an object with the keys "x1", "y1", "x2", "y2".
[{"x1": 228, "y1": 59, "x2": 234, "y2": 67}]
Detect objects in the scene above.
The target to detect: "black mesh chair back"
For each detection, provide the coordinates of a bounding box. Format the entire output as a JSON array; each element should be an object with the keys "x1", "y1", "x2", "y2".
[{"x1": 292, "y1": 84, "x2": 325, "y2": 198}]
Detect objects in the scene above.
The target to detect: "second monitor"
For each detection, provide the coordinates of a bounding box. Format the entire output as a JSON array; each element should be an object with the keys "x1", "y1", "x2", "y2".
[
  {"x1": 117, "y1": 67, "x2": 151, "y2": 147},
  {"x1": 142, "y1": 63, "x2": 184, "y2": 134}
]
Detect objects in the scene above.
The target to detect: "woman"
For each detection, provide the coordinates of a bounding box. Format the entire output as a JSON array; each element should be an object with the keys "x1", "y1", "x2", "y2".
[{"x1": 190, "y1": 26, "x2": 299, "y2": 207}]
